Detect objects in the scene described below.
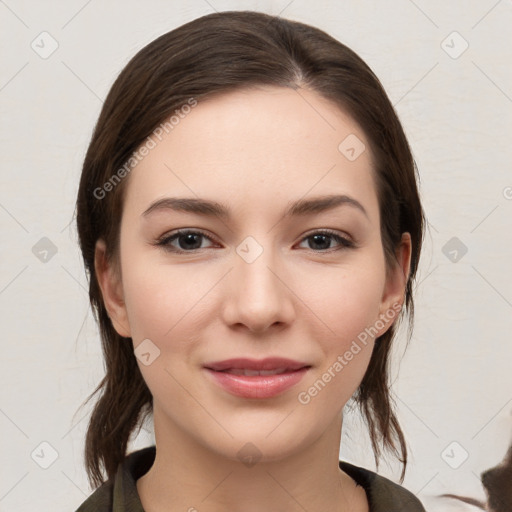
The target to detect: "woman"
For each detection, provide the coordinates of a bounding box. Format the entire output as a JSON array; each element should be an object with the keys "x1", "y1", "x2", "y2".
[{"x1": 74, "y1": 10, "x2": 426, "y2": 512}]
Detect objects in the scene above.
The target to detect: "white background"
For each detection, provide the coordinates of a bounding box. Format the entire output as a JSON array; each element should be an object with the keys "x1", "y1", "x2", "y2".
[{"x1": 1, "y1": 1, "x2": 511, "y2": 510}]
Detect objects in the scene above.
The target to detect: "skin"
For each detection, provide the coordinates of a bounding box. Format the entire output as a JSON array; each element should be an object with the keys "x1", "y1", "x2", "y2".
[{"x1": 95, "y1": 86, "x2": 412, "y2": 512}]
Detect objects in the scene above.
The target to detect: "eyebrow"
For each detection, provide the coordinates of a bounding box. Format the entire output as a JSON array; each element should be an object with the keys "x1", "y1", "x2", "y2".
[{"x1": 141, "y1": 194, "x2": 369, "y2": 220}]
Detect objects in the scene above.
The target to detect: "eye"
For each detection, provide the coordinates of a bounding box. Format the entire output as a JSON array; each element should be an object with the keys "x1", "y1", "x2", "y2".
[
  {"x1": 155, "y1": 228, "x2": 355, "y2": 254},
  {"x1": 155, "y1": 229, "x2": 218, "y2": 253},
  {"x1": 297, "y1": 230, "x2": 355, "y2": 252}
]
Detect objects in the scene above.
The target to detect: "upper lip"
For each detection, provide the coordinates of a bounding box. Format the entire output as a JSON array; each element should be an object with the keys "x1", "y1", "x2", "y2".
[{"x1": 204, "y1": 358, "x2": 310, "y2": 372}]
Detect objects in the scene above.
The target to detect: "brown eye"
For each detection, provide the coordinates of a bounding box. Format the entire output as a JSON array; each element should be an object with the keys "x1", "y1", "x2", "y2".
[
  {"x1": 298, "y1": 231, "x2": 355, "y2": 251},
  {"x1": 156, "y1": 230, "x2": 217, "y2": 253}
]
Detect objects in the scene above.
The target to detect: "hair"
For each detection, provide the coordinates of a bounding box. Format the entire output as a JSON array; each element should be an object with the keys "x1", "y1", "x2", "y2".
[{"x1": 75, "y1": 10, "x2": 425, "y2": 489}]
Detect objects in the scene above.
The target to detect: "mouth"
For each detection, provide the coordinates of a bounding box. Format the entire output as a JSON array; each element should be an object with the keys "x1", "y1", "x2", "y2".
[
  {"x1": 203, "y1": 358, "x2": 311, "y2": 399},
  {"x1": 204, "y1": 357, "x2": 310, "y2": 372},
  {"x1": 217, "y1": 367, "x2": 300, "y2": 376}
]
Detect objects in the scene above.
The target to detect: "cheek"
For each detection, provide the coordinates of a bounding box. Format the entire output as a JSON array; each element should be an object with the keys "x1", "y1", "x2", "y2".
[
  {"x1": 121, "y1": 265, "x2": 206, "y2": 400},
  {"x1": 296, "y1": 255, "x2": 386, "y2": 399},
  {"x1": 296, "y1": 285, "x2": 380, "y2": 416},
  {"x1": 302, "y1": 256, "x2": 387, "y2": 342},
  {"x1": 121, "y1": 252, "x2": 207, "y2": 342}
]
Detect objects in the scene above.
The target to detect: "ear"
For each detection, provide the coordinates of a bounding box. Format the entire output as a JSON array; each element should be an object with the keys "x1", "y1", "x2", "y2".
[
  {"x1": 377, "y1": 232, "x2": 412, "y2": 334},
  {"x1": 94, "y1": 238, "x2": 131, "y2": 338}
]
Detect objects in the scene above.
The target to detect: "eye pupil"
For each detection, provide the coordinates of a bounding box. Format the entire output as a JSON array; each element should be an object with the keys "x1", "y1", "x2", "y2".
[
  {"x1": 310, "y1": 234, "x2": 330, "y2": 250},
  {"x1": 180, "y1": 233, "x2": 202, "y2": 250}
]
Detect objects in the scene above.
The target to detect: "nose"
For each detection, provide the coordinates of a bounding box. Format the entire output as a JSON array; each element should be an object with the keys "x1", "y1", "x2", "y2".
[{"x1": 221, "y1": 240, "x2": 295, "y2": 333}]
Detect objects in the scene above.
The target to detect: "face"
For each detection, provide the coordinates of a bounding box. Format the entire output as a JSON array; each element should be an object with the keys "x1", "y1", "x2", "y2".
[{"x1": 95, "y1": 86, "x2": 411, "y2": 462}]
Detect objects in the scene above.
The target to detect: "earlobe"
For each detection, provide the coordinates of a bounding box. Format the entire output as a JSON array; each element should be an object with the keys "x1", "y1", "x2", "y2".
[
  {"x1": 94, "y1": 238, "x2": 131, "y2": 338},
  {"x1": 377, "y1": 233, "x2": 412, "y2": 335}
]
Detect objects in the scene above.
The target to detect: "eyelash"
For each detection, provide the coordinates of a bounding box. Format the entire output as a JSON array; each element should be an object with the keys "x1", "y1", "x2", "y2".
[{"x1": 154, "y1": 228, "x2": 356, "y2": 254}]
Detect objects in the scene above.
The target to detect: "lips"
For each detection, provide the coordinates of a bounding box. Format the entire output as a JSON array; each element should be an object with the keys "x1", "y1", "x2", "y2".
[
  {"x1": 204, "y1": 357, "x2": 309, "y2": 372},
  {"x1": 222, "y1": 368, "x2": 290, "y2": 376},
  {"x1": 203, "y1": 358, "x2": 311, "y2": 399}
]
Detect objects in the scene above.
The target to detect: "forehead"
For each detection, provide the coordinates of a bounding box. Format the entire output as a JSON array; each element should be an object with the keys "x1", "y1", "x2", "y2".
[{"x1": 122, "y1": 86, "x2": 378, "y2": 222}]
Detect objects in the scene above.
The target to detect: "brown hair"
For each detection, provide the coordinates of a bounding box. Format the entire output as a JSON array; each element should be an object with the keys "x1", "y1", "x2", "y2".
[{"x1": 75, "y1": 10, "x2": 425, "y2": 488}]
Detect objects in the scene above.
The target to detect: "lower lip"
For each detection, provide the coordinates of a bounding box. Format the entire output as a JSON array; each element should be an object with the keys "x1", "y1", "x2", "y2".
[{"x1": 204, "y1": 367, "x2": 309, "y2": 399}]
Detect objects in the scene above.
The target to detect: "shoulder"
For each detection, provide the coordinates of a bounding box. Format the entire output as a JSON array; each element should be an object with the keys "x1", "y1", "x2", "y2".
[
  {"x1": 74, "y1": 480, "x2": 114, "y2": 512},
  {"x1": 74, "y1": 446, "x2": 155, "y2": 512},
  {"x1": 339, "y1": 460, "x2": 426, "y2": 512}
]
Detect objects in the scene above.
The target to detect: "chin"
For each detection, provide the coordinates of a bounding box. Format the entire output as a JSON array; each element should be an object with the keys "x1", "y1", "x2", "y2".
[{"x1": 198, "y1": 422, "x2": 318, "y2": 466}]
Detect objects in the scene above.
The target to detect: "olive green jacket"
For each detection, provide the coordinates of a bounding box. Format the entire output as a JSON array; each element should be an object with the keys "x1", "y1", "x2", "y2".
[{"x1": 75, "y1": 445, "x2": 426, "y2": 511}]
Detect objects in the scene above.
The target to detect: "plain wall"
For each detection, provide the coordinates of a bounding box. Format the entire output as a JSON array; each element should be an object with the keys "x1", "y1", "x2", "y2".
[{"x1": 1, "y1": 1, "x2": 511, "y2": 510}]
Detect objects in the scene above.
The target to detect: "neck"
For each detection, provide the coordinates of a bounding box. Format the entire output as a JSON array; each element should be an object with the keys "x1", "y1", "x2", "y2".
[{"x1": 136, "y1": 408, "x2": 366, "y2": 512}]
